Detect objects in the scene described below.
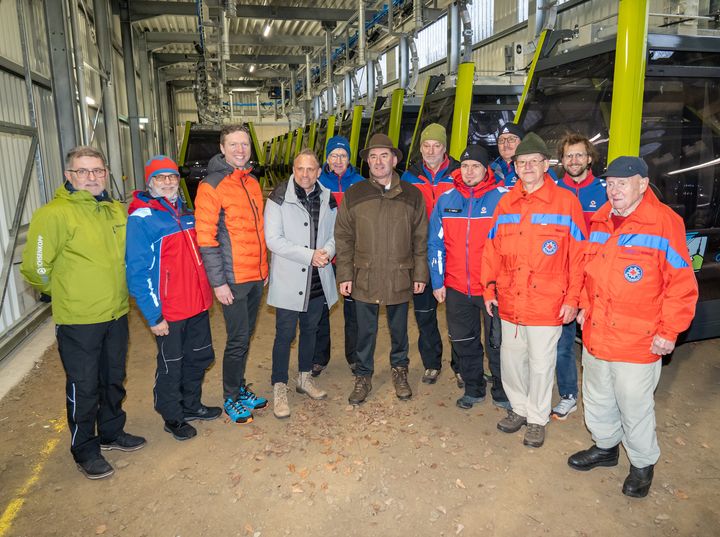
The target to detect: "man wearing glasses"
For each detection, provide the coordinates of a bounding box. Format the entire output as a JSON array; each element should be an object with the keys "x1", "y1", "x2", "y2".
[
  {"x1": 312, "y1": 136, "x2": 363, "y2": 377},
  {"x1": 126, "y1": 156, "x2": 219, "y2": 442},
  {"x1": 482, "y1": 133, "x2": 586, "y2": 448},
  {"x1": 490, "y1": 122, "x2": 525, "y2": 189},
  {"x1": 550, "y1": 134, "x2": 608, "y2": 421},
  {"x1": 21, "y1": 146, "x2": 146, "y2": 479}
]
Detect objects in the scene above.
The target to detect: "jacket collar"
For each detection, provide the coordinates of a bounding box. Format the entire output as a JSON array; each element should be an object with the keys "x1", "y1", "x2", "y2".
[
  {"x1": 450, "y1": 167, "x2": 498, "y2": 198},
  {"x1": 369, "y1": 171, "x2": 401, "y2": 194},
  {"x1": 286, "y1": 175, "x2": 325, "y2": 203},
  {"x1": 591, "y1": 186, "x2": 661, "y2": 226},
  {"x1": 562, "y1": 172, "x2": 596, "y2": 189},
  {"x1": 506, "y1": 173, "x2": 555, "y2": 206}
]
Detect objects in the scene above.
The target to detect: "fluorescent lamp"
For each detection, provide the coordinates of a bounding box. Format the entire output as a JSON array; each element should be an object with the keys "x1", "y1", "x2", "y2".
[
  {"x1": 249, "y1": 65, "x2": 255, "y2": 73},
  {"x1": 85, "y1": 96, "x2": 96, "y2": 106},
  {"x1": 263, "y1": 24, "x2": 271, "y2": 37}
]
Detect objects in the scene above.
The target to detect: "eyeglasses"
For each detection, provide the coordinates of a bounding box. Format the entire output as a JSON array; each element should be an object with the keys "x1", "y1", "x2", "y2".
[
  {"x1": 515, "y1": 158, "x2": 546, "y2": 168},
  {"x1": 154, "y1": 173, "x2": 180, "y2": 183},
  {"x1": 67, "y1": 168, "x2": 107, "y2": 179},
  {"x1": 328, "y1": 153, "x2": 349, "y2": 161},
  {"x1": 563, "y1": 152, "x2": 588, "y2": 160},
  {"x1": 497, "y1": 136, "x2": 520, "y2": 146}
]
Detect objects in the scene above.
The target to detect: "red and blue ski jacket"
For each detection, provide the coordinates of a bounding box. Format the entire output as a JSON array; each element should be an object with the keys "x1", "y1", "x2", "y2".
[
  {"x1": 126, "y1": 191, "x2": 212, "y2": 325},
  {"x1": 556, "y1": 172, "x2": 607, "y2": 229},
  {"x1": 401, "y1": 155, "x2": 460, "y2": 217}
]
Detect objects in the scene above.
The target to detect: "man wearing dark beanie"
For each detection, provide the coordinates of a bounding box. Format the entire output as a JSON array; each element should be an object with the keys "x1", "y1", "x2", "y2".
[{"x1": 490, "y1": 122, "x2": 526, "y2": 189}]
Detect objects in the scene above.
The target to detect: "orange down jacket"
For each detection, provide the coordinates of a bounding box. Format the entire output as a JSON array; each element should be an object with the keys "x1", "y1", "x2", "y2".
[
  {"x1": 481, "y1": 176, "x2": 587, "y2": 326},
  {"x1": 580, "y1": 188, "x2": 698, "y2": 363},
  {"x1": 194, "y1": 154, "x2": 268, "y2": 287}
]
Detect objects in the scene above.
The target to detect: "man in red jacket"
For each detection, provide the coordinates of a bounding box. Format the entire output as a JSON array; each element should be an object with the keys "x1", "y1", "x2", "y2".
[
  {"x1": 482, "y1": 133, "x2": 587, "y2": 448},
  {"x1": 568, "y1": 156, "x2": 698, "y2": 498}
]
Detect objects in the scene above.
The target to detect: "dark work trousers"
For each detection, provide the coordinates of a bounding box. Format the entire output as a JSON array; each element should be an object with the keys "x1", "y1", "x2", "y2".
[
  {"x1": 354, "y1": 300, "x2": 409, "y2": 377},
  {"x1": 445, "y1": 287, "x2": 508, "y2": 403},
  {"x1": 272, "y1": 296, "x2": 325, "y2": 384},
  {"x1": 221, "y1": 280, "x2": 264, "y2": 400},
  {"x1": 555, "y1": 320, "x2": 579, "y2": 398},
  {"x1": 314, "y1": 265, "x2": 357, "y2": 368},
  {"x1": 56, "y1": 315, "x2": 128, "y2": 463},
  {"x1": 413, "y1": 285, "x2": 459, "y2": 373},
  {"x1": 153, "y1": 310, "x2": 215, "y2": 423}
]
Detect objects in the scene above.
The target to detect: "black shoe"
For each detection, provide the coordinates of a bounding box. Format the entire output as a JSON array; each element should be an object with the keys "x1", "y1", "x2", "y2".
[
  {"x1": 184, "y1": 405, "x2": 222, "y2": 422},
  {"x1": 456, "y1": 394, "x2": 485, "y2": 409},
  {"x1": 100, "y1": 432, "x2": 147, "y2": 452},
  {"x1": 164, "y1": 421, "x2": 197, "y2": 441},
  {"x1": 622, "y1": 465, "x2": 654, "y2": 498},
  {"x1": 568, "y1": 444, "x2": 619, "y2": 471},
  {"x1": 76, "y1": 456, "x2": 114, "y2": 480},
  {"x1": 311, "y1": 364, "x2": 326, "y2": 377}
]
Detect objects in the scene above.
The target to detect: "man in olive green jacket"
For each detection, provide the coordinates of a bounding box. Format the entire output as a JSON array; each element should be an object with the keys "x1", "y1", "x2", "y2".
[
  {"x1": 335, "y1": 134, "x2": 428, "y2": 405},
  {"x1": 21, "y1": 146, "x2": 145, "y2": 480}
]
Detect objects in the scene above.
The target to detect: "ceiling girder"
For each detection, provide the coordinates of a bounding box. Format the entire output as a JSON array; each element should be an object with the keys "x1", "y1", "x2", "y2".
[
  {"x1": 155, "y1": 53, "x2": 305, "y2": 66},
  {"x1": 145, "y1": 31, "x2": 328, "y2": 47}
]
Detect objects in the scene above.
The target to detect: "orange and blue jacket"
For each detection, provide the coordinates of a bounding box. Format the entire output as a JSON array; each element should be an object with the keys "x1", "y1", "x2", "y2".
[
  {"x1": 428, "y1": 167, "x2": 505, "y2": 296},
  {"x1": 580, "y1": 188, "x2": 698, "y2": 363},
  {"x1": 401, "y1": 155, "x2": 460, "y2": 217},
  {"x1": 481, "y1": 175, "x2": 587, "y2": 326},
  {"x1": 194, "y1": 154, "x2": 268, "y2": 287}
]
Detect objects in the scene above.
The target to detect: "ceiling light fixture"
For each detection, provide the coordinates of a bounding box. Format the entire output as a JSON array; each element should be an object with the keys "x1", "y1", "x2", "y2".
[
  {"x1": 263, "y1": 23, "x2": 271, "y2": 37},
  {"x1": 249, "y1": 64, "x2": 256, "y2": 73}
]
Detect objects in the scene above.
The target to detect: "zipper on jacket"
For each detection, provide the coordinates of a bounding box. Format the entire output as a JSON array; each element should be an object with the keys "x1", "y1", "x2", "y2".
[
  {"x1": 465, "y1": 190, "x2": 473, "y2": 297},
  {"x1": 240, "y1": 175, "x2": 265, "y2": 280},
  {"x1": 164, "y1": 270, "x2": 170, "y2": 298}
]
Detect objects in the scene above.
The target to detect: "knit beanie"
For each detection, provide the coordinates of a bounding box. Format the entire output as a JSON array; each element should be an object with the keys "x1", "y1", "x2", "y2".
[
  {"x1": 460, "y1": 145, "x2": 490, "y2": 168},
  {"x1": 325, "y1": 136, "x2": 351, "y2": 159},
  {"x1": 145, "y1": 155, "x2": 179, "y2": 184},
  {"x1": 513, "y1": 132, "x2": 551, "y2": 158},
  {"x1": 498, "y1": 122, "x2": 526, "y2": 139},
  {"x1": 420, "y1": 123, "x2": 447, "y2": 147}
]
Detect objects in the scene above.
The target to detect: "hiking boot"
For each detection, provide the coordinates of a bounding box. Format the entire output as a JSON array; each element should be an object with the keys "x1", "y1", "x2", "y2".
[
  {"x1": 163, "y1": 420, "x2": 197, "y2": 441},
  {"x1": 237, "y1": 384, "x2": 268, "y2": 410},
  {"x1": 422, "y1": 368, "x2": 440, "y2": 384},
  {"x1": 184, "y1": 405, "x2": 222, "y2": 422},
  {"x1": 551, "y1": 394, "x2": 578, "y2": 420},
  {"x1": 622, "y1": 465, "x2": 654, "y2": 498},
  {"x1": 497, "y1": 410, "x2": 527, "y2": 433},
  {"x1": 492, "y1": 399, "x2": 512, "y2": 410},
  {"x1": 311, "y1": 364, "x2": 326, "y2": 377},
  {"x1": 224, "y1": 398, "x2": 253, "y2": 424},
  {"x1": 100, "y1": 432, "x2": 146, "y2": 452},
  {"x1": 76, "y1": 456, "x2": 114, "y2": 480},
  {"x1": 391, "y1": 366, "x2": 412, "y2": 400},
  {"x1": 568, "y1": 444, "x2": 619, "y2": 471},
  {"x1": 456, "y1": 394, "x2": 485, "y2": 409},
  {"x1": 348, "y1": 376, "x2": 372, "y2": 405},
  {"x1": 455, "y1": 372, "x2": 465, "y2": 389},
  {"x1": 273, "y1": 383, "x2": 290, "y2": 419},
  {"x1": 523, "y1": 423, "x2": 546, "y2": 447},
  {"x1": 296, "y1": 371, "x2": 327, "y2": 400}
]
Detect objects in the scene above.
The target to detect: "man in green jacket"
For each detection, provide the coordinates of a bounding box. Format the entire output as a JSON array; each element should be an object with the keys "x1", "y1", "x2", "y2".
[
  {"x1": 21, "y1": 146, "x2": 145, "y2": 480},
  {"x1": 335, "y1": 134, "x2": 429, "y2": 405}
]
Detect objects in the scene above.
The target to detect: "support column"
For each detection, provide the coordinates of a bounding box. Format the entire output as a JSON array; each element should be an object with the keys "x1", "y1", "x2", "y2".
[
  {"x1": 398, "y1": 35, "x2": 409, "y2": 90},
  {"x1": 68, "y1": 0, "x2": 89, "y2": 144},
  {"x1": 137, "y1": 32, "x2": 157, "y2": 154},
  {"x1": 120, "y1": 1, "x2": 144, "y2": 190},
  {"x1": 447, "y1": 2, "x2": 461, "y2": 75},
  {"x1": 366, "y1": 59, "x2": 375, "y2": 104},
  {"x1": 449, "y1": 62, "x2": 475, "y2": 160}
]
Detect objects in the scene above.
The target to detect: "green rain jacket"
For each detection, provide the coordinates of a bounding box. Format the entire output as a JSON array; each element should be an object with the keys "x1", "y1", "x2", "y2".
[{"x1": 20, "y1": 185, "x2": 129, "y2": 325}]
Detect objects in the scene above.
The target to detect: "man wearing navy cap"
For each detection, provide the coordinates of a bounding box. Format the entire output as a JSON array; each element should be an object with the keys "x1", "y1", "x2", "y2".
[
  {"x1": 490, "y1": 122, "x2": 525, "y2": 189},
  {"x1": 313, "y1": 136, "x2": 363, "y2": 376},
  {"x1": 568, "y1": 156, "x2": 698, "y2": 498}
]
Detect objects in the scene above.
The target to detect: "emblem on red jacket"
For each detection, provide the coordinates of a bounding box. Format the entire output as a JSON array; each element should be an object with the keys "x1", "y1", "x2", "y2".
[
  {"x1": 624, "y1": 264, "x2": 643, "y2": 282},
  {"x1": 542, "y1": 240, "x2": 558, "y2": 255}
]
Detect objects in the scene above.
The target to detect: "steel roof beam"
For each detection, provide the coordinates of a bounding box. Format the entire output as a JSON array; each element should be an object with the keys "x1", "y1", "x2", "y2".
[
  {"x1": 145, "y1": 31, "x2": 327, "y2": 47},
  {"x1": 154, "y1": 53, "x2": 304, "y2": 66}
]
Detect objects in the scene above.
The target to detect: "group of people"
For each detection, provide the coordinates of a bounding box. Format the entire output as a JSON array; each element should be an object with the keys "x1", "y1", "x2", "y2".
[{"x1": 21, "y1": 121, "x2": 698, "y2": 499}]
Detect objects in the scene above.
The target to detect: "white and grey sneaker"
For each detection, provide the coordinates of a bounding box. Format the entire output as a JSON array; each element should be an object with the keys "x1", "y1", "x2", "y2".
[{"x1": 551, "y1": 394, "x2": 577, "y2": 420}]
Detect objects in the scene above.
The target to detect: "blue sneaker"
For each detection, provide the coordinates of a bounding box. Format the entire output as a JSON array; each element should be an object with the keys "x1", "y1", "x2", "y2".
[
  {"x1": 237, "y1": 385, "x2": 268, "y2": 410},
  {"x1": 224, "y1": 398, "x2": 253, "y2": 424}
]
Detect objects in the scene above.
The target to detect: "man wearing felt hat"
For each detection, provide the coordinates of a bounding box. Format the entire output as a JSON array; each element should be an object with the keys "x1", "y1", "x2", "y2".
[
  {"x1": 428, "y1": 145, "x2": 510, "y2": 410},
  {"x1": 335, "y1": 133, "x2": 428, "y2": 404},
  {"x1": 568, "y1": 156, "x2": 697, "y2": 498},
  {"x1": 126, "y1": 155, "x2": 219, "y2": 442},
  {"x1": 312, "y1": 135, "x2": 364, "y2": 377},
  {"x1": 481, "y1": 132, "x2": 587, "y2": 448}
]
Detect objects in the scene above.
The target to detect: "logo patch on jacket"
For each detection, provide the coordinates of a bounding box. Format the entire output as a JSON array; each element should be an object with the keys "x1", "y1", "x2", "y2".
[
  {"x1": 624, "y1": 264, "x2": 643, "y2": 282},
  {"x1": 542, "y1": 240, "x2": 558, "y2": 255}
]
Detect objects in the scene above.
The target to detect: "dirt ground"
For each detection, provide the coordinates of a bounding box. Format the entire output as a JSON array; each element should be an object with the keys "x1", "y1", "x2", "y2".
[{"x1": 1, "y1": 299, "x2": 719, "y2": 537}]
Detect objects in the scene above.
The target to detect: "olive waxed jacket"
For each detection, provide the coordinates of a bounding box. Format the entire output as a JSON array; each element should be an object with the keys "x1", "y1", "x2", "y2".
[{"x1": 335, "y1": 173, "x2": 428, "y2": 305}]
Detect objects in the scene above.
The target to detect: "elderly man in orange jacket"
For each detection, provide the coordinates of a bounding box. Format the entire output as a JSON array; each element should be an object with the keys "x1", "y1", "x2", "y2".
[
  {"x1": 568, "y1": 156, "x2": 698, "y2": 498},
  {"x1": 482, "y1": 133, "x2": 587, "y2": 448}
]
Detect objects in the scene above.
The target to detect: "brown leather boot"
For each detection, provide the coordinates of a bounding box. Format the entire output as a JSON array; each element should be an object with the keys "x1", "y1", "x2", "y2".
[
  {"x1": 391, "y1": 366, "x2": 412, "y2": 400},
  {"x1": 348, "y1": 376, "x2": 372, "y2": 405}
]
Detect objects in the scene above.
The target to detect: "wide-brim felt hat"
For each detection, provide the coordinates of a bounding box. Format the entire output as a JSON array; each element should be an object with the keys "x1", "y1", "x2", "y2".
[{"x1": 359, "y1": 133, "x2": 403, "y2": 162}]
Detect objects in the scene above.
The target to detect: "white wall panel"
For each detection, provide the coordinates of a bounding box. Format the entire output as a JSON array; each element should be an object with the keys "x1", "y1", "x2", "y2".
[{"x1": 0, "y1": 0, "x2": 22, "y2": 65}]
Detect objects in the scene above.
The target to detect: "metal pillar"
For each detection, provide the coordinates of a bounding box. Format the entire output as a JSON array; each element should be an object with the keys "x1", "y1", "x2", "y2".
[
  {"x1": 358, "y1": 0, "x2": 366, "y2": 65},
  {"x1": 137, "y1": 32, "x2": 157, "y2": 154},
  {"x1": 447, "y1": 2, "x2": 461, "y2": 75},
  {"x1": 607, "y1": 0, "x2": 649, "y2": 160},
  {"x1": 44, "y1": 0, "x2": 77, "y2": 160},
  {"x1": 290, "y1": 67, "x2": 297, "y2": 108},
  {"x1": 280, "y1": 80, "x2": 286, "y2": 115},
  {"x1": 343, "y1": 73, "x2": 353, "y2": 109},
  {"x1": 68, "y1": 0, "x2": 89, "y2": 144},
  {"x1": 153, "y1": 62, "x2": 166, "y2": 153},
  {"x1": 366, "y1": 59, "x2": 375, "y2": 104},
  {"x1": 449, "y1": 62, "x2": 475, "y2": 160},
  {"x1": 398, "y1": 35, "x2": 409, "y2": 90},
  {"x1": 325, "y1": 28, "x2": 334, "y2": 115},
  {"x1": 120, "y1": 1, "x2": 145, "y2": 190},
  {"x1": 256, "y1": 91, "x2": 261, "y2": 122},
  {"x1": 93, "y1": 0, "x2": 124, "y2": 198}
]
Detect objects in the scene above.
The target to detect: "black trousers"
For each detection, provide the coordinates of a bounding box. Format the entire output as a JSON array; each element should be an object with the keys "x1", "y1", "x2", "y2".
[
  {"x1": 153, "y1": 311, "x2": 215, "y2": 422},
  {"x1": 56, "y1": 316, "x2": 128, "y2": 463},
  {"x1": 314, "y1": 295, "x2": 358, "y2": 368},
  {"x1": 354, "y1": 300, "x2": 409, "y2": 377},
  {"x1": 272, "y1": 296, "x2": 325, "y2": 384},
  {"x1": 221, "y1": 280, "x2": 263, "y2": 400},
  {"x1": 445, "y1": 287, "x2": 507, "y2": 402},
  {"x1": 413, "y1": 285, "x2": 459, "y2": 373}
]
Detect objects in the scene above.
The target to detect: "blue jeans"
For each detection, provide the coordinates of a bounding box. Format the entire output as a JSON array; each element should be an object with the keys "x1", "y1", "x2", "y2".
[
  {"x1": 555, "y1": 321, "x2": 579, "y2": 398},
  {"x1": 271, "y1": 296, "x2": 325, "y2": 385}
]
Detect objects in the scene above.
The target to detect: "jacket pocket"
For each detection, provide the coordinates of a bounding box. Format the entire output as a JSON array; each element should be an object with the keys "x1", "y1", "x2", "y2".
[
  {"x1": 392, "y1": 261, "x2": 414, "y2": 293},
  {"x1": 354, "y1": 258, "x2": 372, "y2": 293}
]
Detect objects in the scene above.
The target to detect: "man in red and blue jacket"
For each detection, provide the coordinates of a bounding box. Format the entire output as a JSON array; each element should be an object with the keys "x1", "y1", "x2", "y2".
[
  {"x1": 126, "y1": 155, "x2": 219, "y2": 442},
  {"x1": 401, "y1": 123, "x2": 462, "y2": 386},
  {"x1": 313, "y1": 136, "x2": 364, "y2": 376},
  {"x1": 491, "y1": 122, "x2": 558, "y2": 189},
  {"x1": 428, "y1": 145, "x2": 510, "y2": 410}
]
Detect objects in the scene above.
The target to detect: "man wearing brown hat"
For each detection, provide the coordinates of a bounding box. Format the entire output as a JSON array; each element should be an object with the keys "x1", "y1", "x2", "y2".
[
  {"x1": 481, "y1": 132, "x2": 587, "y2": 448},
  {"x1": 402, "y1": 123, "x2": 462, "y2": 386},
  {"x1": 335, "y1": 134, "x2": 429, "y2": 404}
]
